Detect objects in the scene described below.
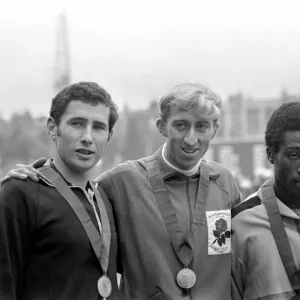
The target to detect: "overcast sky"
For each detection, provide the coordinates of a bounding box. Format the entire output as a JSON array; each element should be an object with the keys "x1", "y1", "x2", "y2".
[{"x1": 1, "y1": 0, "x2": 300, "y2": 118}]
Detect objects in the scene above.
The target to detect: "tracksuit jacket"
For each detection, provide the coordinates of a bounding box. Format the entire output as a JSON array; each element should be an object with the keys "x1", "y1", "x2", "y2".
[
  {"x1": 96, "y1": 147, "x2": 241, "y2": 300},
  {"x1": 231, "y1": 183, "x2": 300, "y2": 300},
  {"x1": 0, "y1": 165, "x2": 119, "y2": 300}
]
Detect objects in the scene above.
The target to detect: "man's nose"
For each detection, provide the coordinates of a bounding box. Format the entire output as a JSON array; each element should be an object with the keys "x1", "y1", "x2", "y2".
[
  {"x1": 184, "y1": 128, "x2": 197, "y2": 145},
  {"x1": 81, "y1": 127, "x2": 93, "y2": 145}
]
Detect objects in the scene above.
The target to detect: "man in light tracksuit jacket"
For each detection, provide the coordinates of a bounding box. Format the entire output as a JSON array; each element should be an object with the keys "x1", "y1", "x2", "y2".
[{"x1": 232, "y1": 102, "x2": 300, "y2": 300}]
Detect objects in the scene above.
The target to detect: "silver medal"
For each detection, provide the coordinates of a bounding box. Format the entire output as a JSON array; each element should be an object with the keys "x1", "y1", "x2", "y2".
[
  {"x1": 176, "y1": 268, "x2": 196, "y2": 289},
  {"x1": 97, "y1": 275, "x2": 112, "y2": 299}
]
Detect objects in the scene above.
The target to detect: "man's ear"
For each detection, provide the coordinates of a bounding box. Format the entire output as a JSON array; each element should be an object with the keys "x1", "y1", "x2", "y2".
[
  {"x1": 211, "y1": 121, "x2": 220, "y2": 140},
  {"x1": 156, "y1": 118, "x2": 167, "y2": 137},
  {"x1": 266, "y1": 147, "x2": 275, "y2": 164},
  {"x1": 47, "y1": 117, "x2": 58, "y2": 142}
]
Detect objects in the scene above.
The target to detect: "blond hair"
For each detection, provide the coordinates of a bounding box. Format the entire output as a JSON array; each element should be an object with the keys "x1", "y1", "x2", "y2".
[{"x1": 159, "y1": 82, "x2": 222, "y2": 122}]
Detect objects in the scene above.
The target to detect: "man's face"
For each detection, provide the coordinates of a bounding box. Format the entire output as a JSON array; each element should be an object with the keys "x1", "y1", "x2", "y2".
[
  {"x1": 272, "y1": 130, "x2": 300, "y2": 197},
  {"x1": 158, "y1": 105, "x2": 218, "y2": 170},
  {"x1": 51, "y1": 100, "x2": 111, "y2": 174}
]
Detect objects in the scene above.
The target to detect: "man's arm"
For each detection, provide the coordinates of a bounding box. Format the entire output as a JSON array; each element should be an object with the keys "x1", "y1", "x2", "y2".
[
  {"x1": 0, "y1": 180, "x2": 37, "y2": 299},
  {"x1": 231, "y1": 248, "x2": 246, "y2": 300},
  {"x1": 0, "y1": 158, "x2": 47, "y2": 186}
]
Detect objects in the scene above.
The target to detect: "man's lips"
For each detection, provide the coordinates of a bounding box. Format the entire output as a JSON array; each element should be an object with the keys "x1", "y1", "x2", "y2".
[
  {"x1": 75, "y1": 148, "x2": 95, "y2": 155},
  {"x1": 182, "y1": 147, "x2": 198, "y2": 154}
]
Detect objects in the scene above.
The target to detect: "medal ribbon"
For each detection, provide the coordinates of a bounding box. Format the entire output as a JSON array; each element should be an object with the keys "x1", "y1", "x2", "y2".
[
  {"x1": 40, "y1": 167, "x2": 111, "y2": 274},
  {"x1": 261, "y1": 180, "x2": 300, "y2": 293},
  {"x1": 89, "y1": 182, "x2": 111, "y2": 274},
  {"x1": 145, "y1": 154, "x2": 210, "y2": 267}
]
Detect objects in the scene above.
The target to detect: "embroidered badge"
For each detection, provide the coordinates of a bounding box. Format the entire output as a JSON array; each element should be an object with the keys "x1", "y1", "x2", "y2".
[{"x1": 206, "y1": 210, "x2": 231, "y2": 255}]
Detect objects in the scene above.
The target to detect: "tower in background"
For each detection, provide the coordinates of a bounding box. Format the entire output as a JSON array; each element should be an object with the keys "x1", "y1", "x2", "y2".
[{"x1": 54, "y1": 12, "x2": 71, "y2": 93}]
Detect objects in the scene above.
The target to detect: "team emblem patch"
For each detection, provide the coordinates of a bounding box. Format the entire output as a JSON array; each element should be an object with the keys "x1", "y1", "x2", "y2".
[{"x1": 206, "y1": 210, "x2": 231, "y2": 255}]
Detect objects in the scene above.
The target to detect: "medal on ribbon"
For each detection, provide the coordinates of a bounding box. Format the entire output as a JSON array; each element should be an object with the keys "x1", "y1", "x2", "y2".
[
  {"x1": 98, "y1": 275, "x2": 112, "y2": 299},
  {"x1": 145, "y1": 158, "x2": 210, "y2": 291},
  {"x1": 40, "y1": 169, "x2": 113, "y2": 299},
  {"x1": 90, "y1": 183, "x2": 112, "y2": 299},
  {"x1": 176, "y1": 268, "x2": 197, "y2": 289}
]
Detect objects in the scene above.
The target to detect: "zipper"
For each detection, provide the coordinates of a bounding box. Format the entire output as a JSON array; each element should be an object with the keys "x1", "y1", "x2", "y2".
[
  {"x1": 186, "y1": 177, "x2": 193, "y2": 300},
  {"x1": 186, "y1": 177, "x2": 193, "y2": 228}
]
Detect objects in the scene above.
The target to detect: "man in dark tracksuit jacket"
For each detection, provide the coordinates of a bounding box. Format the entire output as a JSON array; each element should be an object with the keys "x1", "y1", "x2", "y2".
[
  {"x1": 0, "y1": 82, "x2": 120, "y2": 300},
  {"x1": 0, "y1": 166, "x2": 119, "y2": 300}
]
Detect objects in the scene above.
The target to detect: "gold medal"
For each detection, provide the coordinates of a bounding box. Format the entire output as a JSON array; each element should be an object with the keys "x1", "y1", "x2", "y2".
[
  {"x1": 97, "y1": 275, "x2": 112, "y2": 299},
  {"x1": 176, "y1": 268, "x2": 196, "y2": 289}
]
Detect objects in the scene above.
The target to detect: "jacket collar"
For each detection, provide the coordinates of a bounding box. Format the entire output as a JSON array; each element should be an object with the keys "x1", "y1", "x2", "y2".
[
  {"x1": 148, "y1": 147, "x2": 221, "y2": 180},
  {"x1": 258, "y1": 180, "x2": 300, "y2": 220},
  {"x1": 38, "y1": 159, "x2": 91, "y2": 191}
]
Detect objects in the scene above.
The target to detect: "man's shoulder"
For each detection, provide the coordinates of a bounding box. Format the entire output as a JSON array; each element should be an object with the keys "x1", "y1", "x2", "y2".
[
  {"x1": 205, "y1": 160, "x2": 232, "y2": 176},
  {"x1": 0, "y1": 178, "x2": 39, "y2": 211},
  {"x1": 95, "y1": 159, "x2": 146, "y2": 184},
  {"x1": 0, "y1": 177, "x2": 38, "y2": 196},
  {"x1": 232, "y1": 192, "x2": 263, "y2": 219}
]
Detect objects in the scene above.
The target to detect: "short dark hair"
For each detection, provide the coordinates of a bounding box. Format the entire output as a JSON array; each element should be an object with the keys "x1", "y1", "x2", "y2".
[
  {"x1": 50, "y1": 82, "x2": 119, "y2": 132},
  {"x1": 265, "y1": 102, "x2": 300, "y2": 153}
]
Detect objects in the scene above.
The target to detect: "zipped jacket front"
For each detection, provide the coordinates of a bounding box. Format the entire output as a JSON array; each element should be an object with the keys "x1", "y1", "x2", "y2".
[{"x1": 97, "y1": 147, "x2": 240, "y2": 300}]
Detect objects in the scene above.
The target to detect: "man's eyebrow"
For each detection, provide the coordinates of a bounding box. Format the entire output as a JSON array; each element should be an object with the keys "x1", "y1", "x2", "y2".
[
  {"x1": 67, "y1": 117, "x2": 87, "y2": 122},
  {"x1": 172, "y1": 119, "x2": 188, "y2": 123},
  {"x1": 196, "y1": 120, "x2": 211, "y2": 124},
  {"x1": 286, "y1": 146, "x2": 300, "y2": 150},
  {"x1": 93, "y1": 121, "x2": 108, "y2": 128}
]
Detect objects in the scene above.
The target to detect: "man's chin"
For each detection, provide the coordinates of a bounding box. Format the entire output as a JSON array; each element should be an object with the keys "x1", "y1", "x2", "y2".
[{"x1": 71, "y1": 161, "x2": 97, "y2": 173}]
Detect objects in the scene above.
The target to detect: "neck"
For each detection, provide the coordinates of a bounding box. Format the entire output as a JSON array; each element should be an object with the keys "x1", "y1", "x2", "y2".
[
  {"x1": 274, "y1": 178, "x2": 300, "y2": 209},
  {"x1": 162, "y1": 144, "x2": 201, "y2": 176},
  {"x1": 53, "y1": 156, "x2": 90, "y2": 190}
]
